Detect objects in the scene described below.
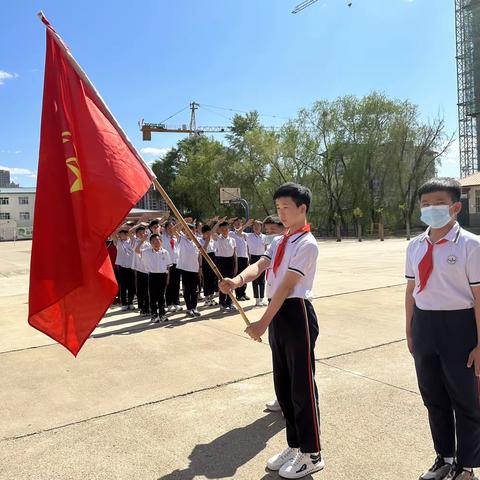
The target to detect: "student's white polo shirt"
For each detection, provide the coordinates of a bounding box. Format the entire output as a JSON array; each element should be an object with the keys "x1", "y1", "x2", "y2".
[
  {"x1": 201, "y1": 238, "x2": 216, "y2": 254},
  {"x1": 115, "y1": 239, "x2": 134, "y2": 268},
  {"x1": 215, "y1": 235, "x2": 236, "y2": 258},
  {"x1": 405, "y1": 222, "x2": 480, "y2": 310},
  {"x1": 229, "y1": 231, "x2": 248, "y2": 258},
  {"x1": 176, "y1": 235, "x2": 200, "y2": 273},
  {"x1": 142, "y1": 247, "x2": 172, "y2": 274},
  {"x1": 162, "y1": 233, "x2": 179, "y2": 264},
  {"x1": 132, "y1": 238, "x2": 149, "y2": 274},
  {"x1": 263, "y1": 231, "x2": 318, "y2": 299},
  {"x1": 245, "y1": 232, "x2": 266, "y2": 256}
]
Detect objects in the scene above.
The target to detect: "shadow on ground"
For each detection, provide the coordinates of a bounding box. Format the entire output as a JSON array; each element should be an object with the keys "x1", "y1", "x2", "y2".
[{"x1": 158, "y1": 413, "x2": 285, "y2": 480}]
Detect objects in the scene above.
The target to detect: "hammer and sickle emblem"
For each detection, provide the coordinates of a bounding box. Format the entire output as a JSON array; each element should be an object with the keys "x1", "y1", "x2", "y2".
[{"x1": 62, "y1": 132, "x2": 83, "y2": 193}]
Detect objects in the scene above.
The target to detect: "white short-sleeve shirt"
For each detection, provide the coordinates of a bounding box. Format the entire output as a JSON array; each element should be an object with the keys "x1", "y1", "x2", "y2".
[
  {"x1": 132, "y1": 238, "x2": 150, "y2": 273},
  {"x1": 201, "y1": 238, "x2": 216, "y2": 254},
  {"x1": 142, "y1": 247, "x2": 172, "y2": 274},
  {"x1": 215, "y1": 235, "x2": 236, "y2": 258},
  {"x1": 115, "y1": 239, "x2": 134, "y2": 268},
  {"x1": 263, "y1": 230, "x2": 318, "y2": 300},
  {"x1": 405, "y1": 222, "x2": 480, "y2": 310},
  {"x1": 176, "y1": 235, "x2": 201, "y2": 273},
  {"x1": 162, "y1": 233, "x2": 179, "y2": 264},
  {"x1": 245, "y1": 232, "x2": 266, "y2": 256},
  {"x1": 229, "y1": 231, "x2": 248, "y2": 258}
]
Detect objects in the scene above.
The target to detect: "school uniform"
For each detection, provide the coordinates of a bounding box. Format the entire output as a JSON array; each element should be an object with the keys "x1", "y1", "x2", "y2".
[
  {"x1": 406, "y1": 222, "x2": 480, "y2": 467},
  {"x1": 143, "y1": 247, "x2": 172, "y2": 318},
  {"x1": 263, "y1": 226, "x2": 321, "y2": 453},
  {"x1": 107, "y1": 240, "x2": 120, "y2": 304},
  {"x1": 132, "y1": 238, "x2": 150, "y2": 314},
  {"x1": 115, "y1": 238, "x2": 136, "y2": 307},
  {"x1": 215, "y1": 235, "x2": 236, "y2": 307},
  {"x1": 163, "y1": 233, "x2": 181, "y2": 308},
  {"x1": 201, "y1": 238, "x2": 217, "y2": 297},
  {"x1": 177, "y1": 235, "x2": 201, "y2": 311},
  {"x1": 229, "y1": 230, "x2": 249, "y2": 298},
  {"x1": 246, "y1": 232, "x2": 266, "y2": 299}
]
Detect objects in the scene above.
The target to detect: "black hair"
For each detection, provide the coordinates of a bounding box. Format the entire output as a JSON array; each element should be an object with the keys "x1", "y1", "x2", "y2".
[
  {"x1": 418, "y1": 178, "x2": 461, "y2": 203},
  {"x1": 118, "y1": 229, "x2": 129, "y2": 234},
  {"x1": 273, "y1": 182, "x2": 312, "y2": 212},
  {"x1": 150, "y1": 234, "x2": 161, "y2": 241},
  {"x1": 149, "y1": 219, "x2": 160, "y2": 228},
  {"x1": 201, "y1": 225, "x2": 212, "y2": 233},
  {"x1": 263, "y1": 215, "x2": 283, "y2": 226},
  {"x1": 125, "y1": 221, "x2": 135, "y2": 226},
  {"x1": 135, "y1": 226, "x2": 146, "y2": 233},
  {"x1": 218, "y1": 221, "x2": 229, "y2": 228}
]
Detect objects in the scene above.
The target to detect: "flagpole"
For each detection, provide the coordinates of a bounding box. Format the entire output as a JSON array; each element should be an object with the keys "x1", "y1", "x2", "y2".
[{"x1": 36, "y1": 12, "x2": 256, "y2": 336}]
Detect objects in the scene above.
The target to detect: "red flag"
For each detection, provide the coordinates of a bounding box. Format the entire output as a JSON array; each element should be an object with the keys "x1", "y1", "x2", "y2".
[{"x1": 29, "y1": 19, "x2": 153, "y2": 355}]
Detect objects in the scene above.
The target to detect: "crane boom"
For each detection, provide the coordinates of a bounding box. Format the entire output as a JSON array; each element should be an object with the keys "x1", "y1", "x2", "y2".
[{"x1": 292, "y1": 0, "x2": 320, "y2": 14}]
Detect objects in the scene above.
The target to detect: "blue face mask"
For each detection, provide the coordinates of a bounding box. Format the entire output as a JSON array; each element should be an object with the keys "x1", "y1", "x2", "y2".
[{"x1": 420, "y1": 205, "x2": 452, "y2": 229}]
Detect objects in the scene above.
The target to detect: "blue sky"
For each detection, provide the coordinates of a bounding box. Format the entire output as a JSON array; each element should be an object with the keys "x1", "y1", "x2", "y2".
[{"x1": 0, "y1": 0, "x2": 459, "y2": 187}]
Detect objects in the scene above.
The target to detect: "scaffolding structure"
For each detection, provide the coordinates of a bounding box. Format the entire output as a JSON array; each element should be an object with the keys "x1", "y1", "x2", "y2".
[{"x1": 455, "y1": 0, "x2": 480, "y2": 177}]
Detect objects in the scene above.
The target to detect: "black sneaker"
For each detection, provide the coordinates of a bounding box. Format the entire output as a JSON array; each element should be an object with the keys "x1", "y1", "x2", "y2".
[{"x1": 420, "y1": 456, "x2": 454, "y2": 480}]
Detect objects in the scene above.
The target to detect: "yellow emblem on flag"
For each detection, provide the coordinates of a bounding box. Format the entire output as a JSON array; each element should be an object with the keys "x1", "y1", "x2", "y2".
[{"x1": 62, "y1": 132, "x2": 83, "y2": 193}]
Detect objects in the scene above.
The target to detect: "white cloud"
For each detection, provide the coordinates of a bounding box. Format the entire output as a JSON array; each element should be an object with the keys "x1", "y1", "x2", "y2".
[
  {"x1": 0, "y1": 165, "x2": 36, "y2": 176},
  {"x1": 0, "y1": 70, "x2": 19, "y2": 85},
  {"x1": 140, "y1": 147, "x2": 171, "y2": 158},
  {"x1": 0, "y1": 149, "x2": 22, "y2": 154}
]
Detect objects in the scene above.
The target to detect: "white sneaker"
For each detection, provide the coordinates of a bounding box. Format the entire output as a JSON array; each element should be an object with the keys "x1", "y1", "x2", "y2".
[
  {"x1": 267, "y1": 447, "x2": 298, "y2": 471},
  {"x1": 261, "y1": 298, "x2": 268, "y2": 306},
  {"x1": 265, "y1": 398, "x2": 282, "y2": 412},
  {"x1": 159, "y1": 315, "x2": 169, "y2": 322},
  {"x1": 175, "y1": 305, "x2": 183, "y2": 312},
  {"x1": 167, "y1": 305, "x2": 176, "y2": 313},
  {"x1": 121, "y1": 305, "x2": 128, "y2": 311},
  {"x1": 255, "y1": 298, "x2": 261, "y2": 306},
  {"x1": 279, "y1": 451, "x2": 324, "y2": 479}
]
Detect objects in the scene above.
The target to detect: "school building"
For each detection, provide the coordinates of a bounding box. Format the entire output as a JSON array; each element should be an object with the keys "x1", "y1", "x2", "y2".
[
  {"x1": 459, "y1": 172, "x2": 480, "y2": 228},
  {"x1": 0, "y1": 187, "x2": 36, "y2": 240}
]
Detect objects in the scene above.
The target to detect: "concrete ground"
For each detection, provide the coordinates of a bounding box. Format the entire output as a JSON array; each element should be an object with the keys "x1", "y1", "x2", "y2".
[{"x1": 0, "y1": 238, "x2": 435, "y2": 480}]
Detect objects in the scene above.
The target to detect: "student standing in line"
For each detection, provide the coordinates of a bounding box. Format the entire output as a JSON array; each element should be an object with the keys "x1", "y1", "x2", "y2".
[
  {"x1": 163, "y1": 221, "x2": 182, "y2": 312},
  {"x1": 136, "y1": 233, "x2": 171, "y2": 323},
  {"x1": 201, "y1": 224, "x2": 218, "y2": 307},
  {"x1": 132, "y1": 225, "x2": 150, "y2": 316},
  {"x1": 245, "y1": 219, "x2": 268, "y2": 307},
  {"x1": 229, "y1": 218, "x2": 250, "y2": 301},
  {"x1": 220, "y1": 183, "x2": 324, "y2": 479},
  {"x1": 214, "y1": 220, "x2": 237, "y2": 312},
  {"x1": 115, "y1": 227, "x2": 136, "y2": 311},
  {"x1": 405, "y1": 178, "x2": 480, "y2": 480},
  {"x1": 177, "y1": 223, "x2": 202, "y2": 318}
]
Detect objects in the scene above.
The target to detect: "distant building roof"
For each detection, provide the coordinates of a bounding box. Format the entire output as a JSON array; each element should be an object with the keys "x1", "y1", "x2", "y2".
[
  {"x1": 459, "y1": 172, "x2": 480, "y2": 187},
  {"x1": 0, "y1": 187, "x2": 36, "y2": 194}
]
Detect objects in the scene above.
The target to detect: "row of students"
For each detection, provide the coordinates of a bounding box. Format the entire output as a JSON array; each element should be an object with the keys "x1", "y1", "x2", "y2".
[{"x1": 112, "y1": 214, "x2": 286, "y2": 320}]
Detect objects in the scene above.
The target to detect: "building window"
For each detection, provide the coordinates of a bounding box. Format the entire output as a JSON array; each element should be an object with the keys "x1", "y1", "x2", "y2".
[
  {"x1": 18, "y1": 196, "x2": 29, "y2": 205},
  {"x1": 0, "y1": 197, "x2": 8, "y2": 205},
  {"x1": 475, "y1": 190, "x2": 480, "y2": 213},
  {"x1": 0, "y1": 213, "x2": 10, "y2": 220},
  {"x1": 19, "y1": 212, "x2": 30, "y2": 220}
]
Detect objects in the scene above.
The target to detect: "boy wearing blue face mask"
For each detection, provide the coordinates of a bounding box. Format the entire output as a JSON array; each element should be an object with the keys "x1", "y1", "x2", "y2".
[{"x1": 405, "y1": 178, "x2": 480, "y2": 480}]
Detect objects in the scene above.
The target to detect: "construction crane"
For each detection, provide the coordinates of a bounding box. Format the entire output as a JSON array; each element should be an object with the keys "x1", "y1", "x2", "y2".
[
  {"x1": 140, "y1": 102, "x2": 283, "y2": 141},
  {"x1": 292, "y1": 0, "x2": 352, "y2": 14}
]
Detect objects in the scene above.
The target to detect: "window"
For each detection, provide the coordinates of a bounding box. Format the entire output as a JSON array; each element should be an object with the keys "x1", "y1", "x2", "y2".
[
  {"x1": 19, "y1": 212, "x2": 30, "y2": 220},
  {"x1": 476, "y1": 190, "x2": 480, "y2": 214},
  {"x1": 0, "y1": 197, "x2": 8, "y2": 205},
  {"x1": 18, "y1": 196, "x2": 29, "y2": 205},
  {"x1": 0, "y1": 213, "x2": 10, "y2": 220}
]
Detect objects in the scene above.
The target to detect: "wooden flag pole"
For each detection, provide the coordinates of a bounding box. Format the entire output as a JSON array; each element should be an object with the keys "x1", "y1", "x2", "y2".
[{"x1": 37, "y1": 11, "x2": 255, "y2": 334}]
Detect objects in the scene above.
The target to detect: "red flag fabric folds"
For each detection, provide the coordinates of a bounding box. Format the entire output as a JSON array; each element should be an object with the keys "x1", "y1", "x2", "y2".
[{"x1": 28, "y1": 27, "x2": 152, "y2": 355}]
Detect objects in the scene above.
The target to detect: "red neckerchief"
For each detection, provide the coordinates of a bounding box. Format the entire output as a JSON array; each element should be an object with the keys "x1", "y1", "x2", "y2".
[
  {"x1": 272, "y1": 224, "x2": 310, "y2": 275},
  {"x1": 417, "y1": 238, "x2": 448, "y2": 293}
]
